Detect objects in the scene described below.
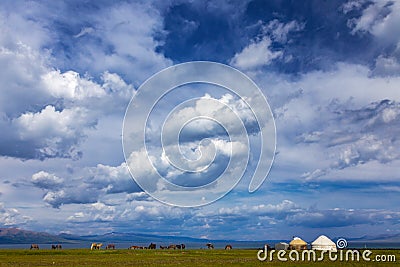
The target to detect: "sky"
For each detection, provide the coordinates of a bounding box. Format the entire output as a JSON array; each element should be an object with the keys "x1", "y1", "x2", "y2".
[{"x1": 0, "y1": 0, "x2": 400, "y2": 241}]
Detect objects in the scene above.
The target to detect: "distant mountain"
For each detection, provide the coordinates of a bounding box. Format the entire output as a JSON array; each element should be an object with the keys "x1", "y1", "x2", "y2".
[
  {"x1": 76, "y1": 231, "x2": 224, "y2": 243},
  {"x1": 348, "y1": 233, "x2": 400, "y2": 243},
  {"x1": 0, "y1": 228, "x2": 220, "y2": 244},
  {"x1": 0, "y1": 228, "x2": 72, "y2": 244}
]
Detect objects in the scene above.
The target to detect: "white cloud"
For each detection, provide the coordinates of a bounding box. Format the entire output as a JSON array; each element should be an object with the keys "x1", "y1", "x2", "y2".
[
  {"x1": 341, "y1": 0, "x2": 367, "y2": 14},
  {"x1": 263, "y1": 19, "x2": 304, "y2": 43},
  {"x1": 31, "y1": 171, "x2": 63, "y2": 190},
  {"x1": 230, "y1": 19, "x2": 303, "y2": 70},
  {"x1": 42, "y1": 70, "x2": 106, "y2": 100},
  {"x1": 373, "y1": 54, "x2": 400, "y2": 76},
  {"x1": 74, "y1": 27, "x2": 95, "y2": 38},
  {"x1": 72, "y1": 1, "x2": 172, "y2": 83},
  {"x1": 230, "y1": 37, "x2": 282, "y2": 70},
  {"x1": 0, "y1": 202, "x2": 32, "y2": 226},
  {"x1": 31, "y1": 162, "x2": 141, "y2": 208},
  {"x1": 13, "y1": 105, "x2": 95, "y2": 159},
  {"x1": 346, "y1": 0, "x2": 400, "y2": 46}
]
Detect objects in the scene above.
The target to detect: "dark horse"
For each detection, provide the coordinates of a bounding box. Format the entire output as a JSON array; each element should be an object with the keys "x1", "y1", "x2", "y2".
[
  {"x1": 148, "y1": 243, "x2": 156, "y2": 249},
  {"x1": 52, "y1": 244, "x2": 62, "y2": 249},
  {"x1": 206, "y1": 243, "x2": 214, "y2": 249},
  {"x1": 106, "y1": 244, "x2": 116, "y2": 250},
  {"x1": 30, "y1": 244, "x2": 39, "y2": 250}
]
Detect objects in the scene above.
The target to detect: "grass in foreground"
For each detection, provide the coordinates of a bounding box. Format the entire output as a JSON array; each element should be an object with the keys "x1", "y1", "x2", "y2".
[{"x1": 0, "y1": 249, "x2": 398, "y2": 267}]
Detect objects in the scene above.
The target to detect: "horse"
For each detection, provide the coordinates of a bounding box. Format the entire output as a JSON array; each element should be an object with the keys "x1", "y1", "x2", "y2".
[
  {"x1": 52, "y1": 244, "x2": 62, "y2": 249},
  {"x1": 106, "y1": 244, "x2": 115, "y2": 250},
  {"x1": 30, "y1": 244, "x2": 39, "y2": 250},
  {"x1": 206, "y1": 243, "x2": 214, "y2": 249},
  {"x1": 128, "y1": 245, "x2": 142, "y2": 249},
  {"x1": 90, "y1": 243, "x2": 103, "y2": 250},
  {"x1": 225, "y1": 244, "x2": 232, "y2": 250},
  {"x1": 181, "y1": 244, "x2": 186, "y2": 249},
  {"x1": 167, "y1": 244, "x2": 176, "y2": 249},
  {"x1": 148, "y1": 243, "x2": 156, "y2": 249},
  {"x1": 159, "y1": 245, "x2": 167, "y2": 249},
  {"x1": 176, "y1": 244, "x2": 181, "y2": 249}
]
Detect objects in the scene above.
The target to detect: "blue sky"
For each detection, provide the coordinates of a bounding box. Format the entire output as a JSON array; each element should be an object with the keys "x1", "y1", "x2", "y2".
[{"x1": 0, "y1": 0, "x2": 400, "y2": 241}]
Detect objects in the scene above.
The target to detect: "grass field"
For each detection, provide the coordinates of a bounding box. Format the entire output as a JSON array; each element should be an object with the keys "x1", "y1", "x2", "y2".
[{"x1": 0, "y1": 249, "x2": 398, "y2": 266}]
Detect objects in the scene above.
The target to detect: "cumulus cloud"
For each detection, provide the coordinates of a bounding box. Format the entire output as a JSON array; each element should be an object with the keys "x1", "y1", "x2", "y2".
[
  {"x1": 0, "y1": 202, "x2": 31, "y2": 226},
  {"x1": 0, "y1": 1, "x2": 169, "y2": 161},
  {"x1": 199, "y1": 200, "x2": 400, "y2": 230},
  {"x1": 0, "y1": 44, "x2": 134, "y2": 160},
  {"x1": 344, "y1": 0, "x2": 400, "y2": 76},
  {"x1": 286, "y1": 207, "x2": 400, "y2": 228},
  {"x1": 31, "y1": 171, "x2": 63, "y2": 190},
  {"x1": 299, "y1": 100, "x2": 400, "y2": 180},
  {"x1": 346, "y1": 0, "x2": 398, "y2": 41},
  {"x1": 32, "y1": 162, "x2": 141, "y2": 208},
  {"x1": 61, "y1": 1, "x2": 172, "y2": 83},
  {"x1": 13, "y1": 105, "x2": 96, "y2": 159}
]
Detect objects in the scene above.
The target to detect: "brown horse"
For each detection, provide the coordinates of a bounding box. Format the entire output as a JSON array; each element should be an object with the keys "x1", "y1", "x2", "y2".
[
  {"x1": 225, "y1": 244, "x2": 232, "y2": 250},
  {"x1": 168, "y1": 244, "x2": 176, "y2": 249},
  {"x1": 159, "y1": 245, "x2": 167, "y2": 249},
  {"x1": 148, "y1": 243, "x2": 156, "y2": 249},
  {"x1": 106, "y1": 244, "x2": 115, "y2": 250},
  {"x1": 30, "y1": 244, "x2": 39, "y2": 250},
  {"x1": 128, "y1": 245, "x2": 142, "y2": 249}
]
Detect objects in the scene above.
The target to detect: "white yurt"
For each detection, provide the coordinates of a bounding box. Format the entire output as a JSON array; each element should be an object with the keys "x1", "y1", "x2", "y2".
[
  {"x1": 311, "y1": 235, "x2": 337, "y2": 252},
  {"x1": 274, "y1": 242, "x2": 289, "y2": 250}
]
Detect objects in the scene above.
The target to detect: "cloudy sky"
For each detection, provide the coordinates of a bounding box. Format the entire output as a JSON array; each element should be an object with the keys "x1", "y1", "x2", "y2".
[{"x1": 1, "y1": 0, "x2": 400, "y2": 241}]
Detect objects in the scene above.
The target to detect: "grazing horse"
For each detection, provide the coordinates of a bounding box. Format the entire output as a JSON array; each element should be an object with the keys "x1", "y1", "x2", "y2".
[
  {"x1": 225, "y1": 244, "x2": 232, "y2": 250},
  {"x1": 106, "y1": 244, "x2": 115, "y2": 250},
  {"x1": 206, "y1": 243, "x2": 214, "y2": 249},
  {"x1": 168, "y1": 244, "x2": 176, "y2": 249},
  {"x1": 159, "y1": 245, "x2": 167, "y2": 249},
  {"x1": 52, "y1": 244, "x2": 62, "y2": 249},
  {"x1": 128, "y1": 245, "x2": 142, "y2": 250},
  {"x1": 30, "y1": 244, "x2": 39, "y2": 250},
  {"x1": 148, "y1": 243, "x2": 156, "y2": 249},
  {"x1": 181, "y1": 244, "x2": 186, "y2": 249},
  {"x1": 176, "y1": 244, "x2": 181, "y2": 249},
  {"x1": 90, "y1": 243, "x2": 103, "y2": 250}
]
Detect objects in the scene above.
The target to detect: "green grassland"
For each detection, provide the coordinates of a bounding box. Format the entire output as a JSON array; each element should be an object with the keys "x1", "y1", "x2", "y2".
[{"x1": 0, "y1": 249, "x2": 398, "y2": 267}]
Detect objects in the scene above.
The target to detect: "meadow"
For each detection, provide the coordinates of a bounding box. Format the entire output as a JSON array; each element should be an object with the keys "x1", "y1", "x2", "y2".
[{"x1": 0, "y1": 248, "x2": 398, "y2": 266}]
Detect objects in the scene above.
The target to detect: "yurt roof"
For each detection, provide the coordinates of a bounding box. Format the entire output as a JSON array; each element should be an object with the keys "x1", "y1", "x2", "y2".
[
  {"x1": 289, "y1": 237, "x2": 307, "y2": 245},
  {"x1": 311, "y1": 235, "x2": 336, "y2": 246}
]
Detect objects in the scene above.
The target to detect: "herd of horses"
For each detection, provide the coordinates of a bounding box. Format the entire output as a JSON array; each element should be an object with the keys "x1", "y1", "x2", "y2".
[
  {"x1": 30, "y1": 242, "x2": 233, "y2": 250},
  {"x1": 30, "y1": 244, "x2": 62, "y2": 250}
]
